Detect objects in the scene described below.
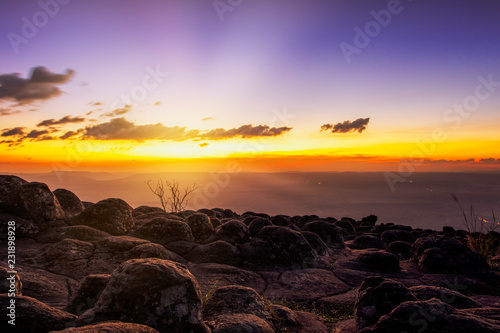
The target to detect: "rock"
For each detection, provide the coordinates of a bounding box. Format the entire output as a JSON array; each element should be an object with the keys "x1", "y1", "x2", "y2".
[
  {"x1": 0, "y1": 266, "x2": 22, "y2": 294},
  {"x1": 317, "y1": 289, "x2": 358, "y2": 307},
  {"x1": 301, "y1": 231, "x2": 330, "y2": 255},
  {"x1": 36, "y1": 225, "x2": 111, "y2": 243},
  {"x1": 240, "y1": 226, "x2": 317, "y2": 266},
  {"x1": 43, "y1": 239, "x2": 95, "y2": 276},
  {"x1": 185, "y1": 241, "x2": 241, "y2": 266},
  {"x1": 264, "y1": 268, "x2": 351, "y2": 302},
  {"x1": 203, "y1": 285, "x2": 271, "y2": 321},
  {"x1": 0, "y1": 176, "x2": 65, "y2": 222},
  {"x1": 357, "y1": 298, "x2": 500, "y2": 333},
  {"x1": 296, "y1": 215, "x2": 319, "y2": 228},
  {"x1": 385, "y1": 240, "x2": 412, "y2": 260},
  {"x1": 334, "y1": 219, "x2": 355, "y2": 234},
  {"x1": 132, "y1": 218, "x2": 194, "y2": 244},
  {"x1": 208, "y1": 314, "x2": 275, "y2": 333},
  {"x1": 302, "y1": 221, "x2": 345, "y2": 248},
  {"x1": 133, "y1": 205, "x2": 164, "y2": 217},
  {"x1": 380, "y1": 229, "x2": 412, "y2": 247},
  {"x1": 164, "y1": 240, "x2": 198, "y2": 256},
  {"x1": 355, "y1": 276, "x2": 416, "y2": 330},
  {"x1": 268, "y1": 304, "x2": 300, "y2": 327},
  {"x1": 66, "y1": 274, "x2": 110, "y2": 315},
  {"x1": 76, "y1": 258, "x2": 209, "y2": 333},
  {"x1": 134, "y1": 211, "x2": 184, "y2": 225},
  {"x1": 0, "y1": 294, "x2": 76, "y2": 333},
  {"x1": 215, "y1": 220, "x2": 250, "y2": 244},
  {"x1": 347, "y1": 235, "x2": 384, "y2": 250},
  {"x1": 17, "y1": 266, "x2": 79, "y2": 309},
  {"x1": 360, "y1": 215, "x2": 377, "y2": 226},
  {"x1": 210, "y1": 217, "x2": 222, "y2": 228},
  {"x1": 71, "y1": 198, "x2": 134, "y2": 236},
  {"x1": 411, "y1": 235, "x2": 490, "y2": 273},
  {"x1": 470, "y1": 295, "x2": 500, "y2": 308},
  {"x1": 355, "y1": 251, "x2": 400, "y2": 272},
  {"x1": 53, "y1": 189, "x2": 85, "y2": 219},
  {"x1": 270, "y1": 215, "x2": 292, "y2": 227},
  {"x1": 197, "y1": 208, "x2": 217, "y2": 217},
  {"x1": 52, "y1": 322, "x2": 160, "y2": 332},
  {"x1": 185, "y1": 213, "x2": 214, "y2": 241},
  {"x1": 188, "y1": 263, "x2": 266, "y2": 296},
  {"x1": 248, "y1": 217, "x2": 273, "y2": 236},
  {"x1": 0, "y1": 213, "x2": 39, "y2": 238},
  {"x1": 409, "y1": 285, "x2": 480, "y2": 309}
]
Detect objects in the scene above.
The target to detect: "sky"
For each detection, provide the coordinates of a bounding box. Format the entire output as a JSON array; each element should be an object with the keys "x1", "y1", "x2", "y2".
[{"x1": 1, "y1": 0, "x2": 500, "y2": 173}]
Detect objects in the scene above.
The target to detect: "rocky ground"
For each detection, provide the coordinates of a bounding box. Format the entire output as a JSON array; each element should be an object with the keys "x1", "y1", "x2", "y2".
[{"x1": 1, "y1": 174, "x2": 499, "y2": 333}]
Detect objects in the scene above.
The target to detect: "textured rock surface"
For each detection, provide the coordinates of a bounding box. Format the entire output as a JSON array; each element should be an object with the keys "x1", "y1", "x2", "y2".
[{"x1": 53, "y1": 189, "x2": 85, "y2": 219}]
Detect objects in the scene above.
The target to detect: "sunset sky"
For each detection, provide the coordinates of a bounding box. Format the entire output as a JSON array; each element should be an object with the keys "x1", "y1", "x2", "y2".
[{"x1": 1, "y1": 0, "x2": 500, "y2": 173}]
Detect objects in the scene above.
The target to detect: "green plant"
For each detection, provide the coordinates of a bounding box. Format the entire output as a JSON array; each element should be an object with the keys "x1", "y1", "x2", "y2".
[
  {"x1": 450, "y1": 193, "x2": 499, "y2": 263},
  {"x1": 202, "y1": 278, "x2": 221, "y2": 307},
  {"x1": 146, "y1": 178, "x2": 198, "y2": 213}
]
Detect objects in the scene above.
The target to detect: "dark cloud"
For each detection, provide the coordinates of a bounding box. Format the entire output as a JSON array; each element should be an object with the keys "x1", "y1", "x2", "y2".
[
  {"x1": 0, "y1": 108, "x2": 21, "y2": 116},
  {"x1": 0, "y1": 66, "x2": 74, "y2": 104},
  {"x1": 37, "y1": 115, "x2": 86, "y2": 127},
  {"x1": 103, "y1": 105, "x2": 132, "y2": 117},
  {"x1": 479, "y1": 158, "x2": 500, "y2": 164},
  {"x1": 82, "y1": 118, "x2": 197, "y2": 141},
  {"x1": 199, "y1": 124, "x2": 292, "y2": 140},
  {"x1": 25, "y1": 129, "x2": 49, "y2": 139},
  {"x1": 60, "y1": 131, "x2": 78, "y2": 140},
  {"x1": 1, "y1": 127, "x2": 25, "y2": 137},
  {"x1": 321, "y1": 118, "x2": 370, "y2": 134}
]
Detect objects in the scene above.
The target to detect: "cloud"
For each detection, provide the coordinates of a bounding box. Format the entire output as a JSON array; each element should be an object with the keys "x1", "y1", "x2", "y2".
[
  {"x1": 103, "y1": 104, "x2": 132, "y2": 117},
  {"x1": 199, "y1": 124, "x2": 292, "y2": 140},
  {"x1": 60, "y1": 131, "x2": 78, "y2": 140},
  {"x1": 82, "y1": 118, "x2": 197, "y2": 141},
  {"x1": 202, "y1": 117, "x2": 215, "y2": 121},
  {"x1": 1, "y1": 127, "x2": 25, "y2": 137},
  {"x1": 479, "y1": 158, "x2": 500, "y2": 164},
  {"x1": 154, "y1": 101, "x2": 161, "y2": 106},
  {"x1": 0, "y1": 66, "x2": 74, "y2": 104},
  {"x1": 321, "y1": 118, "x2": 370, "y2": 134},
  {"x1": 37, "y1": 115, "x2": 86, "y2": 127},
  {"x1": 0, "y1": 108, "x2": 21, "y2": 116},
  {"x1": 199, "y1": 142, "x2": 209, "y2": 147},
  {"x1": 25, "y1": 129, "x2": 49, "y2": 139}
]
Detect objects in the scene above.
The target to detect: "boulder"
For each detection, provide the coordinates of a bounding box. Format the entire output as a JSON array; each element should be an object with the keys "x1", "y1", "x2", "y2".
[
  {"x1": 36, "y1": 225, "x2": 111, "y2": 243},
  {"x1": 409, "y1": 285, "x2": 480, "y2": 309},
  {"x1": 386, "y1": 240, "x2": 412, "y2": 260},
  {"x1": 302, "y1": 221, "x2": 345, "y2": 248},
  {"x1": 203, "y1": 285, "x2": 271, "y2": 321},
  {"x1": 185, "y1": 213, "x2": 214, "y2": 241},
  {"x1": 185, "y1": 241, "x2": 242, "y2": 266},
  {"x1": 240, "y1": 226, "x2": 317, "y2": 266},
  {"x1": 300, "y1": 231, "x2": 329, "y2": 255},
  {"x1": 207, "y1": 314, "x2": 275, "y2": 333},
  {"x1": 354, "y1": 251, "x2": 401, "y2": 272},
  {"x1": 66, "y1": 274, "x2": 110, "y2": 315},
  {"x1": 355, "y1": 276, "x2": 416, "y2": 330},
  {"x1": 215, "y1": 220, "x2": 250, "y2": 244},
  {"x1": 0, "y1": 294, "x2": 76, "y2": 333},
  {"x1": 52, "y1": 322, "x2": 159, "y2": 333},
  {"x1": 71, "y1": 198, "x2": 134, "y2": 236},
  {"x1": 411, "y1": 235, "x2": 490, "y2": 273},
  {"x1": 270, "y1": 215, "x2": 292, "y2": 227},
  {"x1": 358, "y1": 298, "x2": 500, "y2": 333},
  {"x1": 0, "y1": 176, "x2": 65, "y2": 222},
  {"x1": 248, "y1": 217, "x2": 273, "y2": 236},
  {"x1": 348, "y1": 235, "x2": 384, "y2": 250},
  {"x1": 0, "y1": 213, "x2": 39, "y2": 238},
  {"x1": 381, "y1": 229, "x2": 413, "y2": 247},
  {"x1": 53, "y1": 189, "x2": 85, "y2": 219},
  {"x1": 76, "y1": 258, "x2": 209, "y2": 333},
  {"x1": 131, "y1": 218, "x2": 194, "y2": 244},
  {"x1": 42, "y1": 239, "x2": 95, "y2": 276}
]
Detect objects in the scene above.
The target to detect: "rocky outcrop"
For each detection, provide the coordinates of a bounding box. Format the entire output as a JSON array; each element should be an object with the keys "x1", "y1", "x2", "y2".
[
  {"x1": 76, "y1": 258, "x2": 210, "y2": 333},
  {"x1": 185, "y1": 241, "x2": 242, "y2": 266},
  {"x1": 66, "y1": 274, "x2": 110, "y2": 315},
  {"x1": 131, "y1": 217, "x2": 194, "y2": 244},
  {"x1": 185, "y1": 213, "x2": 214, "y2": 241},
  {"x1": 215, "y1": 220, "x2": 250, "y2": 244},
  {"x1": 52, "y1": 322, "x2": 160, "y2": 332}
]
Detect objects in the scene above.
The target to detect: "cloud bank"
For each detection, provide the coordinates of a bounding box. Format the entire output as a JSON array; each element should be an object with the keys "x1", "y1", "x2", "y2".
[{"x1": 321, "y1": 118, "x2": 370, "y2": 134}]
